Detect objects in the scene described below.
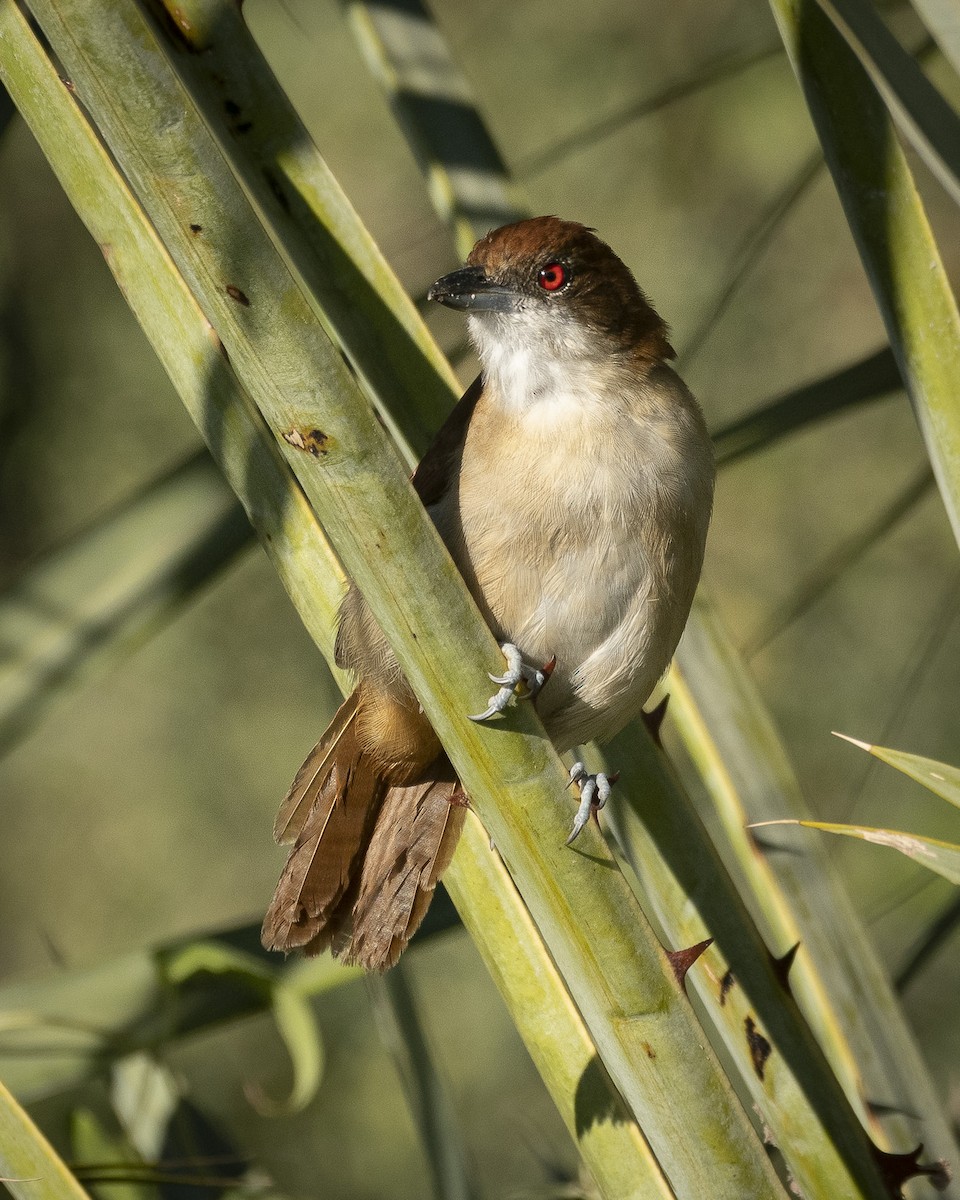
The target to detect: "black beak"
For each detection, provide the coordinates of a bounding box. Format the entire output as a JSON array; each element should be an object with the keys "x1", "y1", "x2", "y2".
[{"x1": 427, "y1": 265, "x2": 521, "y2": 314}]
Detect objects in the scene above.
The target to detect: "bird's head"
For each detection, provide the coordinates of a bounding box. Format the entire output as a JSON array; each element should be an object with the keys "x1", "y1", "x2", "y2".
[{"x1": 428, "y1": 216, "x2": 674, "y2": 369}]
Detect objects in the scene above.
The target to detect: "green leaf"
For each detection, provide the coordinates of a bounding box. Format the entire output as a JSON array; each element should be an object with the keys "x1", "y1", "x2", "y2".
[
  {"x1": 71, "y1": 1107, "x2": 155, "y2": 1200},
  {"x1": 670, "y1": 594, "x2": 960, "y2": 1175},
  {"x1": 246, "y1": 985, "x2": 324, "y2": 1116},
  {"x1": 909, "y1": 0, "x2": 960, "y2": 76},
  {"x1": 756, "y1": 820, "x2": 960, "y2": 885},
  {"x1": 345, "y1": 0, "x2": 522, "y2": 256},
  {"x1": 158, "y1": 942, "x2": 324, "y2": 1114},
  {"x1": 833, "y1": 732, "x2": 960, "y2": 809},
  {"x1": 711, "y1": 347, "x2": 901, "y2": 467},
  {"x1": 0, "y1": 1076, "x2": 90, "y2": 1200},
  {"x1": 110, "y1": 1054, "x2": 179, "y2": 1161}
]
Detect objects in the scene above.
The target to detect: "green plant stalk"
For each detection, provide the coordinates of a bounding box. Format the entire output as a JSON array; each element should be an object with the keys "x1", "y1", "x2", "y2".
[
  {"x1": 670, "y1": 597, "x2": 960, "y2": 1184},
  {"x1": 344, "y1": 0, "x2": 524, "y2": 258},
  {"x1": 149, "y1": 0, "x2": 458, "y2": 458},
  {"x1": 367, "y1": 966, "x2": 477, "y2": 1200},
  {"x1": 0, "y1": 451, "x2": 252, "y2": 755},
  {"x1": 769, "y1": 0, "x2": 960, "y2": 551},
  {"x1": 3, "y1": 4, "x2": 771, "y2": 1195},
  {"x1": 577, "y1": 733, "x2": 896, "y2": 1200},
  {"x1": 817, "y1": 0, "x2": 960, "y2": 208},
  {"x1": 0, "y1": 1078, "x2": 91, "y2": 1200},
  {"x1": 909, "y1": 0, "x2": 960, "y2": 77},
  {"x1": 444, "y1": 815, "x2": 677, "y2": 1200}
]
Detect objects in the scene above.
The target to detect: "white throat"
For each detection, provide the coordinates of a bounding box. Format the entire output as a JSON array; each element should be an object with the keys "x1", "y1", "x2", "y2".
[{"x1": 468, "y1": 309, "x2": 613, "y2": 425}]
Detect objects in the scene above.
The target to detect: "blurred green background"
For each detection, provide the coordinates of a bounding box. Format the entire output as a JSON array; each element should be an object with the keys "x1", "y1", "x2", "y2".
[{"x1": 1, "y1": 1, "x2": 958, "y2": 1196}]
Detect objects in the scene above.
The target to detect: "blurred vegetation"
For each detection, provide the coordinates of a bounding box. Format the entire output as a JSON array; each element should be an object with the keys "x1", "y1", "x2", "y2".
[{"x1": 0, "y1": 1, "x2": 958, "y2": 1198}]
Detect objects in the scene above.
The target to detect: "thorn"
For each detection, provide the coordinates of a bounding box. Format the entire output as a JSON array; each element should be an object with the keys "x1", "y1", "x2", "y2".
[
  {"x1": 771, "y1": 942, "x2": 800, "y2": 991},
  {"x1": 642, "y1": 694, "x2": 670, "y2": 745},
  {"x1": 532, "y1": 655, "x2": 557, "y2": 705},
  {"x1": 870, "y1": 1142, "x2": 951, "y2": 1195},
  {"x1": 832, "y1": 730, "x2": 874, "y2": 752},
  {"x1": 666, "y1": 936, "x2": 713, "y2": 986}
]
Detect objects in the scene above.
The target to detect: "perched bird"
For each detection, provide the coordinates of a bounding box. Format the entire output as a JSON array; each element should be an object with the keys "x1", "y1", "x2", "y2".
[{"x1": 262, "y1": 216, "x2": 714, "y2": 970}]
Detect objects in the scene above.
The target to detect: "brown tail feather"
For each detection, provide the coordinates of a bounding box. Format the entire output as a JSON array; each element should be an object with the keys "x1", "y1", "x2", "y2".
[
  {"x1": 261, "y1": 690, "x2": 385, "y2": 952},
  {"x1": 334, "y1": 761, "x2": 466, "y2": 971},
  {"x1": 262, "y1": 692, "x2": 466, "y2": 966},
  {"x1": 272, "y1": 691, "x2": 364, "y2": 844}
]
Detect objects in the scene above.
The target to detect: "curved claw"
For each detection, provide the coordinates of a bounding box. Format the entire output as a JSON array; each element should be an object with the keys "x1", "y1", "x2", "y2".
[
  {"x1": 487, "y1": 643, "x2": 524, "y2": 687},
  {"x1": 565, "y1": 763, "x2": 616, "y2": 844},
  {"x1": 470, "y1": 643, "x2": 555, "y2": 723}
]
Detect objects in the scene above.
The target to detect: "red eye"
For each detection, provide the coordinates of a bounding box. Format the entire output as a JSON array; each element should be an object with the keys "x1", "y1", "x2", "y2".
[{"x1": 538, "y1": 262, "x2": 567, "y2": 291}]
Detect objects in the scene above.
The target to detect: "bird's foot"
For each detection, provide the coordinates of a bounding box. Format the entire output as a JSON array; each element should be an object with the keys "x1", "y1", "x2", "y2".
[
  {"x1": 468, "y1": 642, "x2": 556, "y2": 722},
  {"x1": 565, "y1": 762, "x2": 618, "y2": 844}
]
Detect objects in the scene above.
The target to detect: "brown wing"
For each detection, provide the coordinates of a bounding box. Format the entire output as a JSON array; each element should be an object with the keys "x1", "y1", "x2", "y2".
[{"x1": 412, "y1": 374, "x2": 483, "y2": 506}]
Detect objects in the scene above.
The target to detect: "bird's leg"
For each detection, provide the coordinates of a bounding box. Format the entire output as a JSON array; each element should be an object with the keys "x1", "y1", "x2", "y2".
[
  {"x1": 468, "y1": 643, "x2": 556, "y2": 722},
  {"x1": 565, "y1": 762, "x2": 618, "y2": 845}
]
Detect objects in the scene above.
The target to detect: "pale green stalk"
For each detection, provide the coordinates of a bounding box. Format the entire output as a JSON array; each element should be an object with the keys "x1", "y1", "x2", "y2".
[
  {"x1": 367, "y1": 967, "x2": 477, "y2": 1200},
  {"x1": 344, "y1": 0, "x2": 523, "y2": 257},
  {"x1": 769, "y1": 0, "x2": 960, "y2": 549},
  {"x1": 152, "y1": 0, "x2": 458, "y2": 457},
  {"x1": 0, "y1": 452, "x2": 251, "y2": 754},
  {"x1": 669, "y1": 598, "x2": 960, "y2": 1190},
  {"x1": 0, "y1": 1078, "x2": 91, "y2": 1200}
]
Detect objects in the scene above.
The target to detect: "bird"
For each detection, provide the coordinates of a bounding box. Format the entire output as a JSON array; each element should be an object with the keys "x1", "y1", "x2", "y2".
[{"x1": 261, "y1": 216, "x2": 715, "y2": 971}]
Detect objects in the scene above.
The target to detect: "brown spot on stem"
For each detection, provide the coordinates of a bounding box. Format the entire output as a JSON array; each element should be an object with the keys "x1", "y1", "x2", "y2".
[
  {"x1": 226, "y1": 284, "x2": 250, "y2": 306},
  {"x1": 189, "y1": 223, "x2": 203, "y2": 234},
  {"x1": 719, "y1": 968, "x2": 735, "y2": 1006},
  {"x1": 59, "y1": 76, "x2": 76, "y2": 93},
  {"x1": 642, "y1": 1042, "x2": 656, "y2": 1059},
  {"x1": 262, "y1": 167, "x2": 292, "y2": 215},
  {"x1": 282, "y1": 428, "x2": 332, "y2": 457},
  {"x1": 744, "y1": 1016, "x2": 771, "y2": 1081}
]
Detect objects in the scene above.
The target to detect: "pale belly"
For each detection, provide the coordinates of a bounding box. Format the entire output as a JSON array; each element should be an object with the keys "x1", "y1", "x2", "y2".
[
  {"x1": 432, "y1": 463, "x2": 690, "y2": 751},
  {"x1": 427, "y1": 365, "x2": 712, "y2": 752}
]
